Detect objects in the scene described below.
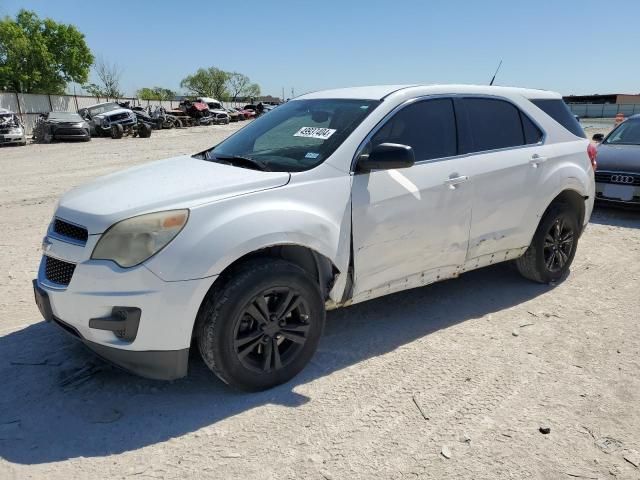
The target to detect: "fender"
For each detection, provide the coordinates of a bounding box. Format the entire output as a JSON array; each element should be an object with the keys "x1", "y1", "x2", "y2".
[
  {"x1": 523, "y1": 146, "x2": 593, "y2": 247},
  {"x1": 144, "y1": 168, "x2": 353, "y2": 287}
]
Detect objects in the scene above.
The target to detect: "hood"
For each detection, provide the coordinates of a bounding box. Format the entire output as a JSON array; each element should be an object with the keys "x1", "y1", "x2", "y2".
[
  {"x1": 596, "y1": 144, "x2": 640, "y2": 172},
  {"x1": 56, "y1": 155, "x2": 291, "y2": 234},
  {"x1": 94, "y1": 108, "x2": 132, "y2": 119}
]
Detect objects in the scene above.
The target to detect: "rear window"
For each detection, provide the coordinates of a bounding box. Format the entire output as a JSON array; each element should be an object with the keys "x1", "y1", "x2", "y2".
[
  {"x1": 461, "y1": 98, "x2": 525, "y2": 152},
  {"x1": 531, "y1": 99, "x2": 585, "y2": 138}
]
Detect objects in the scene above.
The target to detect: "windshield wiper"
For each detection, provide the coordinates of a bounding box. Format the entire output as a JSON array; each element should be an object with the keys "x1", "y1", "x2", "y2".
[{"x1": 207, "y1": 152, "x2": 272, "y2": 172}]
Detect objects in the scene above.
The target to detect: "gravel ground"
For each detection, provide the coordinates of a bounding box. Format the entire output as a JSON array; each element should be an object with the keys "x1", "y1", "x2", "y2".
[{"x1": 1, "y1": 122, "x2": 639, "y2": 480}]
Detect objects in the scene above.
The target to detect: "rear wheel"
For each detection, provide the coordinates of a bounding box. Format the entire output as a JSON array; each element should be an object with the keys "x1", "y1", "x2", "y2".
[
  {"x1": 197, "y1": 259, "x2": 325, "y2": 391},
  {"x1": 516, "y1": 203, "x2": 579, "y2": 283}
]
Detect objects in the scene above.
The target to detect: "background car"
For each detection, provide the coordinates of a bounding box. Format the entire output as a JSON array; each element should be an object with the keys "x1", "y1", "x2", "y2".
[
  {"x1": 224, "y1": 108, "x2": 240, "y2": 122},
  {"x1": 235, "y1": 107, "x2": 255, "y2": 119},
  {"x1": 33, "y1": 111, "x2": 90, "y2": 143},
  {"x1": 0, "y1": 108, "x2": 27, "y2": 146},
  {"x1": 593, "y1": 114, "x2": 640, "y2": 207},
  {"x1": 79, "y1": 102, "x2": 137, "y2": 136}
]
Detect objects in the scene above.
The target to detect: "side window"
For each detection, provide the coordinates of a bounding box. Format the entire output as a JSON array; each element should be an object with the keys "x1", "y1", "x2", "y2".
[
  {"x1": 371, "y1": 98, "x2": 457, "y2": 161},
  {"x1": 531, "y1": 99, "x2": 586, "y2": 138},
  {"x1": 461, "y1": 98, "x2": 524, "y2": 153},
  {"x1": 521, "y1": 112, "x2": 543, "y2": 144}
]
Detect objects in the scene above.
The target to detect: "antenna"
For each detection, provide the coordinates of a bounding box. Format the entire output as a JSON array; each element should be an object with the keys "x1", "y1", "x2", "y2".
[{"x1": 489, "y1": 60, "x2": 503, "y2": 86}]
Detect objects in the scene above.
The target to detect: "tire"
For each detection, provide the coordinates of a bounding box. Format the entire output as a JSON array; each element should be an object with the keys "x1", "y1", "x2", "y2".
[
  {"x1": 110, "y1": 124, "x2": 123, "y2": 139},
  {"x1": 197, "y1": 258, "x2": 325, "y2": 391},
  {"x1": 516, "y1": 202, "x2": 580, "y2": 284},
  {"x1": 138, "y1": 123, "x2": 152, "y2": 138}
]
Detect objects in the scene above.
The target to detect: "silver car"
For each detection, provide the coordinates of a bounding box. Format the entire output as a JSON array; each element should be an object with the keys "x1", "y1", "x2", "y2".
[{"x1": 0, "y1": 108, "x2": 27, "y2": 146}]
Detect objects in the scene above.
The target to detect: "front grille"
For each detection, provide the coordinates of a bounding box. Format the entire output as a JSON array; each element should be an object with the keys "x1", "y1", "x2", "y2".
[
  {"x1": 108, "y1": 112, "x2": 130, "y2": 122},
  {"x1": 53, "y1": 218, "x2": 88, "y2": 243},
  {"x1": 595, "y1": 171, "x2": 640, "y2": 186},
  {"x1": 45, "y1": 256, "x2": 76, "y2": 286},
  {"x1": 54, "y1": 127, "x2": 85, "y2": 136},
  {"x1": 0, "y1": 128, "x2": 10, "y2": 134}
]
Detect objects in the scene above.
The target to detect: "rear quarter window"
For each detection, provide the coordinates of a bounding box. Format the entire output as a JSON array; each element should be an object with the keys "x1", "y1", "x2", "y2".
[{"x1": 531, "y1": 99, "x2": 586, "y2": 138}]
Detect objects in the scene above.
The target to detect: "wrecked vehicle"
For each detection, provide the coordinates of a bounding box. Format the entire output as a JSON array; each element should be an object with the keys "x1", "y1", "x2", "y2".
[
  {"x1": 33, "y1": 85, "x2": 594, "y2": 391},
  {"x1": 0, "y1": 108, "x2": 27, "y2": 146},
  {"x1": 33, "y1": 112, "x2": 90, "y2": 143},
  {"x1": 79, "y1": 102, "x2": 151, "y2": 139},
  {"x1": 197, "y1": 98, "x2": 230, "y2": 124}
]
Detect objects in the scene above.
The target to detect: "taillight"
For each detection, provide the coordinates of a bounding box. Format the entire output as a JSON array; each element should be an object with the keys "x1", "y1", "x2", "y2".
[{"x1": 587, "y1": 143, "x2": 597, "y2": 170}]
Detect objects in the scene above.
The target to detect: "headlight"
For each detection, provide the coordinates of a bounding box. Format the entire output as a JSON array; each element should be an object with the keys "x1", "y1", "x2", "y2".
[
  {"x1": 10, "y1": 128, "x2": 23, "y2": 134},
  {"x1": 92, "y1": 210, "x2": 189, "y2": 268}
]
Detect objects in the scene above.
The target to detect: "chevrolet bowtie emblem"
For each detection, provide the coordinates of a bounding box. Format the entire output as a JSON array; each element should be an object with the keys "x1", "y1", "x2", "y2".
[{"x1": 42, "y1": 236, "x2": 52, "y2": 252}]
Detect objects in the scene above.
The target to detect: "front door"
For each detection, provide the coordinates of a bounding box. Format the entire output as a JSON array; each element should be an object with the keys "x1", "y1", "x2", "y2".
[{"x1": 351, "y1": 98, "x2": 473, "y2": 302}]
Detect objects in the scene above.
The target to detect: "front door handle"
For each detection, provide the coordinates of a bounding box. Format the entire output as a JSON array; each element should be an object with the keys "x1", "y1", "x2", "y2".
[
  {"x1": 444, "y1": 175, "x2": 469, "y2": 190},
  {"x1": 529, "y1": 154, "x2": 547, "y2": 167}
]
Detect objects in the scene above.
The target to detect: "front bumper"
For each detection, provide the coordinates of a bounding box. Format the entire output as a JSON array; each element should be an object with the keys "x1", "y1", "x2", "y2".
[
  {"x1": 53, "y1": 127, "x2": 90, "y2": 141},
  {"x1": 34, "y1": 231, "x2": 216, "y2": 380},
  {"x1": 595, "y1": 181, "x2": 640, "y2": 207},
  {"x1": 33, "y1": 281, "x2": 189, "y2": 380},
  {"x1": 0, "y1": 132, "x2": 26, "y2": 145}
]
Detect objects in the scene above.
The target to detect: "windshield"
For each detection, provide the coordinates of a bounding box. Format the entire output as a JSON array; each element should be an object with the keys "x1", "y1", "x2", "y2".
[
  {"x1": 87, "y1": 103, "x2": 121, "y2": 116},
  {"x1": 604, "y1": 119, "x2": 640, "y2": 146},
  {"x1": 197, "y1": 98, "x2": 379, "y2": 172}
]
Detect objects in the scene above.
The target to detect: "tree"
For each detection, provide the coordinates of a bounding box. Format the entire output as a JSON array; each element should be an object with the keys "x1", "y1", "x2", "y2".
[
  {"x1": 0, "y1": 9, "x2": 94, "y2": 93},
  {"x1": 137, "y1": 86, "x2": 176, "y2": 101},
  {"x1": 180, "y1": 67, "x2": 229, "y2": 100},
  {"x1": 226, "y1": 72, "x2": 250, "y2": 102},
  {"x1": 83, "y1": 56, "x2": 123, "y2": 99},
  {"x1": 245, "y1": 83, "x2": 261, "y2": 101}
]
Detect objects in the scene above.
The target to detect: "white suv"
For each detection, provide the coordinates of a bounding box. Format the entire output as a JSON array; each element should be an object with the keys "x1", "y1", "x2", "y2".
[{"x1": 33, "y1": 85, "x2": 595, "y2": 390}]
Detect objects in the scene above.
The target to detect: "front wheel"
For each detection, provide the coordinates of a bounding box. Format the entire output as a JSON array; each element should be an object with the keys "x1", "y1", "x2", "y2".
[
  {"x1": 516, "y1": 203, "x2": 580, "y2": 283},
  {"x1": 197, "y1": 259, "x2": 325, "y2": 391}
]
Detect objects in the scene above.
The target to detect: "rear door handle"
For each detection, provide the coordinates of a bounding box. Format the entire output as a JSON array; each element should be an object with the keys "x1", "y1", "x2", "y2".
[
  {"x1": 444, "y1": 175, "x2": 469, "y2": 189},
  {"x1": 529, "y1": 154, "x2": 547, "y2": 167}
]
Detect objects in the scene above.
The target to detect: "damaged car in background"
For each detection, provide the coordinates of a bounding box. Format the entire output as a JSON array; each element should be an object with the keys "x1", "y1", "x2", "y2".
[
  {"x1": 79, "y1": 101, "x2": 152, "y2": 139},
  {"x1": 33, "y1": 111, "x2": 91, "y2": 143},
  {"x1": 33, "y1": 85, "x2": 594, "y2": 392},
  {"x1": 0, "y1": 108, "x2": 27, "y2": 146}
]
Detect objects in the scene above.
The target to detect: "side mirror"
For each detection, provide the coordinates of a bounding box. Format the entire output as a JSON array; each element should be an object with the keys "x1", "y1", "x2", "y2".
[
  {"x1": 592, "y1": 133, "x2": 604, "y2": 143},
  {"x1": 357, "y1": 143, "x2": 415, "y2": 172}
]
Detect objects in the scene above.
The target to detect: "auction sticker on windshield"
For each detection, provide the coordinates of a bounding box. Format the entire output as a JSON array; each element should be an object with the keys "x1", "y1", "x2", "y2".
[{"x1": 294, "y1": 127, "x2": 336, "y2": 140}]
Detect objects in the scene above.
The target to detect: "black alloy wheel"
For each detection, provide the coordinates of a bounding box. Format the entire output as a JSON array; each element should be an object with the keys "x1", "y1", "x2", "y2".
[
  {"x1": 543, "y1": 217, "x2": 575, "y2": 273},
  {"x1": 234, "y1": 287, "x2": 310, "y2": 373}
]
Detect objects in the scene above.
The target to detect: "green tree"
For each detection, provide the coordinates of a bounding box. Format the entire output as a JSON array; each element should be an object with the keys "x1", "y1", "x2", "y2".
[
  {"x1": 0, "y1": 9, "x2": 93, "y2": 93},
  {"x1": 226, "y1": 72, "x2": 250, "y2": 102},
  {"x1": 82, "y1": 56, "x2": 123, "y2": 99},
  {"x1": 180, "y1": 67, "x2": 229, "y2": 100},
  {"x1": 137, "y1": 86, "x2": 176, "y2": 101},
  {"x1": 245, "y1": 83, "x2": 261, "y2": 101}
]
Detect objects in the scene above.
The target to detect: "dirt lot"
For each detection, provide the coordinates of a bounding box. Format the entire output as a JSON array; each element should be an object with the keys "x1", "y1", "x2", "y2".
[{"x1": 1, "y1": 122, "x2": 639, "y2": 480}]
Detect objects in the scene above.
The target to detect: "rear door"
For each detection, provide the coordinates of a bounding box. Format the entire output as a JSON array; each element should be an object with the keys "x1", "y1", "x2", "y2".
[
  {"x1": 455, "y1": 97, "x2": 551, "y2": 260},
  {"x1": 351, "y1": 97, "x2": 475, "y2": 300}
]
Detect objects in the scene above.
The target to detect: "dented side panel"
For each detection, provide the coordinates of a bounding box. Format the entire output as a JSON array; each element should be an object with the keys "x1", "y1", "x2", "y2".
[{"x1": 350, "y1": 159, "x2": 474, "y2": 298}]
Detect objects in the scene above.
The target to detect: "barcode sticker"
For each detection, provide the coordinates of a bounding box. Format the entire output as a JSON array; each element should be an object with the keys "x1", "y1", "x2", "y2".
[{"x1": 293, "y1": 127, "x2": 336, "y2": 140}]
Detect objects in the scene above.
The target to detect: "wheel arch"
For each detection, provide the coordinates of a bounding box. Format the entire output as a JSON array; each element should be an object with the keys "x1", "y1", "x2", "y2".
[
  {"x1": 190, "y1": 243, "x2": 339, "y2": 341},
  {"x1": 213, "y1": 244, "x2": 339, "y2": 300}
]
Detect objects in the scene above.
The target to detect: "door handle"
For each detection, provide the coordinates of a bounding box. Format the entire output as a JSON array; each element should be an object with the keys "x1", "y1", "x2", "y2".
[
  {"x1": 529, "y1": 154, "x2": 547, "y2": 167},
  {"x1": 444, "y1": 175, "x2": 469, "y2": 190}
]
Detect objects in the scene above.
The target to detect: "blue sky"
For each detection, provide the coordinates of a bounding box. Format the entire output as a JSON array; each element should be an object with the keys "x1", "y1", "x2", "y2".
[{"x1": 2, "y1": 0, "x2": 639, "y2": 98}]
